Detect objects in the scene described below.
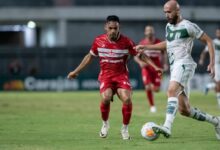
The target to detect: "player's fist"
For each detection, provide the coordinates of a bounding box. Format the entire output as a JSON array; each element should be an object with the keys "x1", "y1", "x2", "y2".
[
  {"x1": 67, "y1": 71, "x2": 78, "y2": 79},
  {"x1": 155, "y1": 67, "x2": 163, "y2": 77},
  {"x1": 133, "y1": 45, "x2": 146, "y2": 52},
  {"x1": 158, "y1": 70, "x2": 163, "y2": 77}
]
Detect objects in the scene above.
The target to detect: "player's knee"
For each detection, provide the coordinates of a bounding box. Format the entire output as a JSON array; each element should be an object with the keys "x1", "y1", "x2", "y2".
[
  {"x1": 145, "y1": 85, "x2": 151, "y2": 91},
  {"x1": 167, "y1": 88, "x2": 177, "y2": 97},
  {"x1": 153, "y1": 86, "x2": 160, "y2": 92},
  {"x1": 102, "y1": 95, "x2": 112, "y2": 104},
  {"x1": 122, "y1": 97, "x2": 131, "y2": 105}
]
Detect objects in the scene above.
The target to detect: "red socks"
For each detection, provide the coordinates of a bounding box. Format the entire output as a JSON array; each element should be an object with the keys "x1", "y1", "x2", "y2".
[
  {"x1": 100, "y1": 102, "x2": 110, "y2": 121},
  {"x1": 146, "y1": 90, "x2": 154, "y2": 106},
  {"x1": 100, "y1": 101, "x2": 132, "y2": 125},
  {"x1": 122, "y1": 103, "x2": 132, "y2": 125}
]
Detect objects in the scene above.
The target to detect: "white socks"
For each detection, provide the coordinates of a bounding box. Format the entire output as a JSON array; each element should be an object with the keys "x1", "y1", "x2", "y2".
[
  {"x1": 163, "y1": 97, "x2": 178, "y2": 130},
  {"x1": 189, "y1": 107, "x2": 218, "y2": 126},
  {"x1": 206, "y1": 82, "x2": 216, "y2": 89},
  {"x1": 162, "y1": 94, "x2": 219, "y2": 131}
]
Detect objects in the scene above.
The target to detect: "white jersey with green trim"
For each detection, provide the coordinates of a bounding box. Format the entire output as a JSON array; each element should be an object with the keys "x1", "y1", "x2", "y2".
[
  {"x1": 205, "y1": 38, "x2": 220, "y2": 64},
  {"x1": 166, "y1": 19, "x2": 204, "y2": 67}
]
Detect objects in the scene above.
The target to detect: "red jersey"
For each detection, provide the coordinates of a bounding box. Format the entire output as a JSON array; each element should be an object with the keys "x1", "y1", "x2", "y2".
[
  {"x1": 90, "y1": 34, "x2": 138, "y2": 80},
  {"x1": 139, "y1": 38, "x2": 162, "y2": 59}
]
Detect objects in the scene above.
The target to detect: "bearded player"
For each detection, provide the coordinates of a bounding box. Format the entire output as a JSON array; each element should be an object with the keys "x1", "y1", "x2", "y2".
[{"x1": 134, "y1": 1, "x2": 220, "y2": 140}]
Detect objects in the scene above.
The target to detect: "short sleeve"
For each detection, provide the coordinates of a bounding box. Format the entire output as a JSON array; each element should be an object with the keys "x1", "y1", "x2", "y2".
[
  {"x1": 128, "y1": 39, "x2": 138, "y2": 56},
  {"x1": 89, "y1": 39, "x2": 98, "y2": 57},
  {"x1": 187, "y1": 21, "x2": 204, "y2": 39}
]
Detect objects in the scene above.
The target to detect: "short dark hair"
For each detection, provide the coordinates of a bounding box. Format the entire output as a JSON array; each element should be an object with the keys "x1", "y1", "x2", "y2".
[{"x1": 106, "y1": 15, "x2": 120, "y2": 23}]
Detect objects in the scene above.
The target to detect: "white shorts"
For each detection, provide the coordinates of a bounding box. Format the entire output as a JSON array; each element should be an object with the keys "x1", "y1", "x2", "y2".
[
  {"x1": 170, "y1": 63, "x2": 197, "y2": 97},
  {"x1": 215, "y1": 63, "x2": 220, "y2": 81}
]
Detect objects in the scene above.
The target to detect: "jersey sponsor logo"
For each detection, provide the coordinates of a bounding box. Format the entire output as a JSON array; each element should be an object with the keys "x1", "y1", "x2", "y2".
[
  {"x1": 101, "y1": 59, "x2": 123, "y2": 63},
  {"x1": 99, "y1": 53, "x2": 125, "y2": 58},
  {"x1": 98, "y1": 48, "x2": 128, "y2": 58},
  {"x1": 98, "y1": 48, "x2": 128, "y2": 54},
  {"x1": 166, "y1": 27, "x2": 189, "y2": 42}
]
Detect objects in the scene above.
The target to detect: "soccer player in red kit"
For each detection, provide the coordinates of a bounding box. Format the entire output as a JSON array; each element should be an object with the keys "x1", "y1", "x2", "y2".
[
  {"x1": 134, "y1": 25, "x2": 168, "y2": 113},
  {"x1": 67, "y1": 15, "x2": 162, "y2": 140}
]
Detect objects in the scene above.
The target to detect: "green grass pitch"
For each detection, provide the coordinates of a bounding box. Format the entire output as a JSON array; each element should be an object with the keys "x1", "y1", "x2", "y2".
[{"x1": 0, "y1": 91, "x2": 220, "y2": 150}]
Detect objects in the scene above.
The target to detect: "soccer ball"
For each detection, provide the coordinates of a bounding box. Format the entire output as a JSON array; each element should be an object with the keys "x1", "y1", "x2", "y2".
[{"x1": 141, "y1": 122, "x2": 159, "y2": 141}]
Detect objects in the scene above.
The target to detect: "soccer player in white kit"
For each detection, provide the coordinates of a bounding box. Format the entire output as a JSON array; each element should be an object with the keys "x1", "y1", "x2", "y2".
[
  {"x1": 134, "y1": 0, "x2": 220, "y2": 140},
  {"x1": 199, "y1": 28, "x2": 220, "y2": 108}
]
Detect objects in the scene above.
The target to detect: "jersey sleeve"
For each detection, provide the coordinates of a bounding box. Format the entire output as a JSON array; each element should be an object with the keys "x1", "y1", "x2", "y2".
[
  {"x1": 128, "y1": 39, "x2": 138, "y2": 56},
  {"x1": 89, "y1": 39, "x2": 98, "y2": 57},
  {"x1": 187, "y1": 21, "x2": 204, "y2": 39}
]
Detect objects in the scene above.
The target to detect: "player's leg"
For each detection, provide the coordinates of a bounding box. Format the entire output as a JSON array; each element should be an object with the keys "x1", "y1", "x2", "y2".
[
  {"x1": 117, "y1": 88, "x2": 132, "y2": 140},
  {"x1": 216, "y1": 81, "x2": 220, "y2": 108},
  {"x1": 99, "y1": 82, "x2": 114, "y2": 138},
  {"x1": 100, "y1": 88, "x2": 113, "y2": 121},
  {"x1": 142, "y1": 67, "x2": 156, "y2": 112},
  {"x1": 151, "y1": 57, "x2": 162, "y2": 93},
  {"x1": 178, "y1": 91, "x2": 220, "y2": 140},
  {"x1": 215, "y1": 64, "x2": 220, "y2": 108},
  {"x1": 153, "y1": 63, "x2": 194, "y2": 138},
  {"x1": 204, "y1": 82, "x2": 216, "y2": 95},
  {"x1": 150, "y1": 67, "x2": 163, "y2": 113},
  {"x1": 154, "y1": 81, "x2": 183, "y2": 137},
  {"x1": 152, "y1": 81, "x2": 182, "y2": 138}
]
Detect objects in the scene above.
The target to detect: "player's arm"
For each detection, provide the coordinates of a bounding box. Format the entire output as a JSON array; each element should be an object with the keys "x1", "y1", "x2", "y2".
[
  {"x1": 134, "y1": 55, "x2": 147, "y2": 68},
  {"x1": 199, "y1": 33, "x2": 215, "y2": 78},
  {"x1": 67, "y1": 53, "x2": 95, "y2": 79},
  {"x1": 162, "y1": 51, "x2": 169, "y2": 71},
  {"x1": 139, "y1": 53, "x2": 163, "y2": 75},
  {"x1": 134, "y1": 41, "x2": 166, "y2": 52}
]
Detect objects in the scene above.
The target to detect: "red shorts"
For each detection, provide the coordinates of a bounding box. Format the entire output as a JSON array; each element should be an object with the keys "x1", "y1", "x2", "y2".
[
  {"x1": 141, "y1": 58, "x2": 162, "y2": 87},
  {"x1": 99, "y1": 74, "x2": 132, "y2": 94}
]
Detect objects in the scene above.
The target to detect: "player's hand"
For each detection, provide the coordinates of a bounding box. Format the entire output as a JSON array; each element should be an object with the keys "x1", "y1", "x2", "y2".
[
  {"x1": 207, "y1": 63, "x2": 215, "y2": 78},
  {"x1": 133, "y1": 45, "x2": 146, "y2": 52},
  {"x1": 67, "y1": 71, "x2": 78, "y2": 79},
  {"x1": 155, "y1": 67, "x2": 163, "y2": 77}
]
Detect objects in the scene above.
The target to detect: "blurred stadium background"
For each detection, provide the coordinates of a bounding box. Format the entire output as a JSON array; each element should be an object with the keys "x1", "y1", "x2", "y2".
[{"x1": 0, "y1": 0, "x2": 220, "y2": 91}]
